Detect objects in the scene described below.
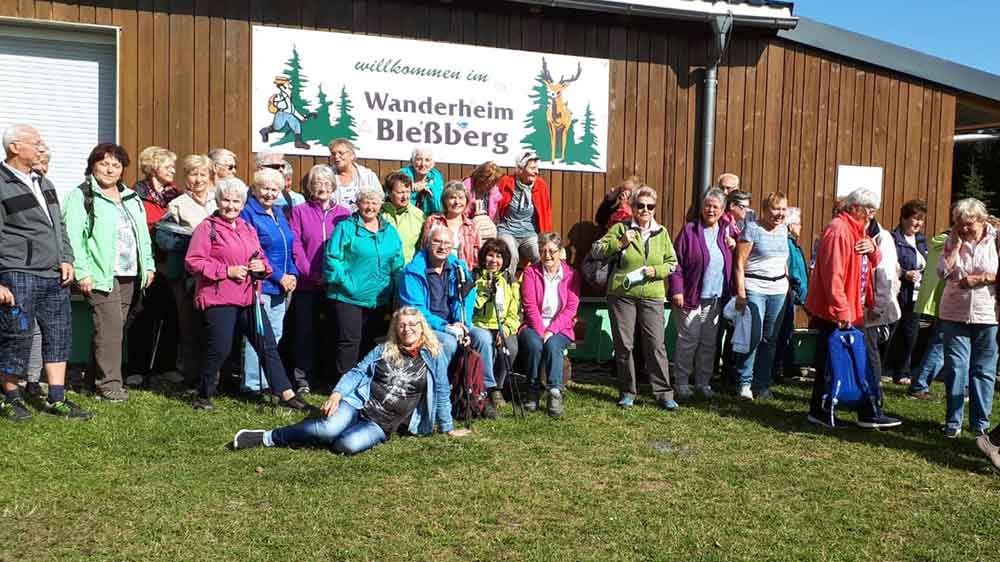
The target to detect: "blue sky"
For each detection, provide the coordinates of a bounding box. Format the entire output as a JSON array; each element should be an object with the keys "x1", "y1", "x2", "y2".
[{"x1": 793, "y1": 0, "x2": 1000, "y2": 76}]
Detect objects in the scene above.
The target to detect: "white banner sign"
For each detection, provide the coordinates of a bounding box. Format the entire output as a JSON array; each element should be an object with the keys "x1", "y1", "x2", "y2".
[
  {"x1": 836, "y1": 165, "x2": 884, "y2": 206},
  {"x1": 251, "y1": 26, "x2": 610, "y2": 171}
]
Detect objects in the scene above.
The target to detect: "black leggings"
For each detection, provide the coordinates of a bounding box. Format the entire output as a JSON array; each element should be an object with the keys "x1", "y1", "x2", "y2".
[{"x1": 199, "y1": 305, "x2": 292, "y2": 399}]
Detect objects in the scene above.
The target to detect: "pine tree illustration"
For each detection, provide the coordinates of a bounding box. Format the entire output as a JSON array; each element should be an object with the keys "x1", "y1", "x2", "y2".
[
  {"x1": 520, "y1": 71, "x2": 553, "y2": 162},
  {"x1": 565, "y1": 103, "x2": 600, "y2": 167},
  {"x1": 283, "y1": 45, "x2": 312, "y2": 116},
  {"x1": 301, "y1": 83, "x2": 336, "y2": 145},
  {"x1": 330, "y1": 86, "x2": 359, "y2": 141}
]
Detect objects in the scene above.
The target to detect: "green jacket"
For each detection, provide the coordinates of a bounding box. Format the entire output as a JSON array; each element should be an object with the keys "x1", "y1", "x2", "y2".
[
  {"x1": 63, "y1": 177, "x2": 154, "y2": 293},
  {"x1": 472, "y1": 271, "x2": 521, "y2": 335},
  {"x1": 914, "y1": 231, "x2": 948, "y2": 318},
  {"x1": 381, "y1": 202, "x2": 425, "y2": 264},
  {"x1": 598, "y1": 222, "x2": 677, "y2": 300}
]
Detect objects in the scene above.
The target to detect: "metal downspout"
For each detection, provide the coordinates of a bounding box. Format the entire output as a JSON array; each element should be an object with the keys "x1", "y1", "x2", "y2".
[{"x1": 700, "y1": 14, "x2": 733, "y2": 197}]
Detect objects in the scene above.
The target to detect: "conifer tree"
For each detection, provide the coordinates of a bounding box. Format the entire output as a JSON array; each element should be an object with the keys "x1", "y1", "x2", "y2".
[{"x1": 520, "y1": 72, "x2": 553, "y2": 162}]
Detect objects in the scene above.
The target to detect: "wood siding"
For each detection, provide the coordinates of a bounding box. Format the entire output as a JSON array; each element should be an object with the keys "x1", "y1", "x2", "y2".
[{"x1": 2, "y1": 0, "x2": 957, "y2": 258}]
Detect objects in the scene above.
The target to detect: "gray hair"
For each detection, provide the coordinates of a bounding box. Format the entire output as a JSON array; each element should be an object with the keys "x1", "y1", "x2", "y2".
[
  {"x1": 2, "y1": 124, "x2": 33, "y2": 156},
  {"x1": 440, "y1": 180, "x2": 467, "y2": 208},
  {"x1": 952, "y1": 198, "x2": 989, "y2": 224},
  {"x1": 281, "y1": 161, "x2": 293, "y2": 179},
  {"x1": 305, "y1": 164, "x2": 335, "y2": 197},
  {"x1": 424, "y1": 224, "x2": 452, "y2": 249},
  {"x1": 843, "y1": 188, "x2": 880, "y2": 211},
  {"x1": 255, "y1": 150, "x2": 283, "y2": 168},
  {"x1": 38, "y1": 142, "x2": 51, "y2": 164},
  {"x1": 208, "y1": 147, "x2": 236, "y2": 165},
  {"x1": 786, "y1": 207, "x2": 802, "y2": 226},
  {"x1": 703, "y1": 188, "x2": 726, "y2": 207},
  {"x1": 411, "y1": 146, "x2": 433, "y2": 161},
  {"x1": 356, "y1": 185, "x2": 385, "y2": 206},
  {"x1": 628, "y1": 185, "x2": 657, "y2": 207},
  {"x1": 538, "y1": 231, "x2": 562, "y2": 250},
  {"x1": 329, "y1": 138, "x2": 357, "y2": 156},
  {"x1": 215, "y1": 177, "x2": 249, "y2": 206},
  {"x1": 253, "y1": 168, "x2": 284, "y2": 190}
]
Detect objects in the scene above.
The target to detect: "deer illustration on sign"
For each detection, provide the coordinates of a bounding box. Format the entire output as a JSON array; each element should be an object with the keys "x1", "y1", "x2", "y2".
[{"x1": 541, "y1": 58, "x2": 582, "y2": 163}]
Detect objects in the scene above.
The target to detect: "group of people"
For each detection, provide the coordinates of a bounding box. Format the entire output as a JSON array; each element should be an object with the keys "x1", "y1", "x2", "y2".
[{"x1": 2, "y1": 122, "x2": 1000, "y2": 469}]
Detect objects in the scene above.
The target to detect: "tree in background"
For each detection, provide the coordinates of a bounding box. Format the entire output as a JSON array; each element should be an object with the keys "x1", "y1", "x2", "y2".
[
  {"x1": 330, "y1": 86, "x2": 359, "y2": 141},
  {"x1": 520, "y1": 72, "x2": 554, "y2": 162},
  {"x1": 282, "y1": 45, "x2": 312, "y2": 116},
  {"x1": 953, "y1": 140, "x2": 1000, "y2": 214},
  {"x1": 565, "y1": 103, "x2": 601, "y2": 167}
]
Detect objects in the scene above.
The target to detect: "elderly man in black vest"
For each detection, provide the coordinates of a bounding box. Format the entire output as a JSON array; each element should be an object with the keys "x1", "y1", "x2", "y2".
[{"x1": 0, "y1": 124, "x2": 90, "y2": 421}]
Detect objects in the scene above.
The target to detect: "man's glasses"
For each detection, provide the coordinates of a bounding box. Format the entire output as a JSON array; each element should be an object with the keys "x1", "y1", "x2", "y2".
[
  {"x1": 430, "y1": 240, "x2": 453, "y2": 249},
  {"x1": 260, "y1": 163, "x2": 285, "y2": 171},
  {"x1": 634, "y1": 203, "x2": 656, "y2": 211},
  {"x1": 217, "y1": 164, "x2": 237, "y2": 171}
]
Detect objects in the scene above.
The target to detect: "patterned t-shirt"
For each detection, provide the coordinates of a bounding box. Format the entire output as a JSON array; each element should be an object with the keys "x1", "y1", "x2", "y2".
[
  {"x1": 114, "y1": 202, "x2": 138, "y2": 276},
  {"x1": 362, "y1": 354, "x2": 428, "y2": 436}
]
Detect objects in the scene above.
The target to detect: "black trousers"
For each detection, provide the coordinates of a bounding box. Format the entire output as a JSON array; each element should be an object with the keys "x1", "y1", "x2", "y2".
[
  {"x1": 328, "y1": 299, "x2": 388, "y2": 382},
  {"x1": 126, "y1": 274, "x2": 177, "y2": 375},
  {"x1": 808, "y1": 318, "x2": 883, "y2": 419},
  {"x1": 199, "y1": 305, "x2": 292, "y2": 399}
]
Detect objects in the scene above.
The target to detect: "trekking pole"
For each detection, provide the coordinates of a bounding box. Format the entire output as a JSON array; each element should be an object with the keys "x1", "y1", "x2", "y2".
[
  {"x1": 456, "y1": 264, "x2": 473, "y2": 430},
  {"x1": 147, "y1": 317, "x2": 164, "y2": 375},
  {"x1": 491, "y1": 274, "x2": 525, "y2": 419},
  {"x1": 250, "y1": 254, "x2": 275, "y2": 412}
]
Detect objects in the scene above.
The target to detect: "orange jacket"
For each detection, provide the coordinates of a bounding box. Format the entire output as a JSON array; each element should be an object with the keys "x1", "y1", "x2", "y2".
[{"x1": 805, "y1": 211, "x2": 879, "y2": 325}]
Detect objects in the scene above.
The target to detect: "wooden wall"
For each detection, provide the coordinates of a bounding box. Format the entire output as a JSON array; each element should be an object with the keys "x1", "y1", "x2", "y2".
[{"x1": 0, "y1": 0, "x2": 957, "y2": 259}]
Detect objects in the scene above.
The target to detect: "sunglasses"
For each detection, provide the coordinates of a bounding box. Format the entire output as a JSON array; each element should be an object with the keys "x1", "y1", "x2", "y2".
[
  {"x1": 634, "y1": 203, "x2": 656, "y2": 211},
  {"x1": 260, "y1": 163, "x2": 285, "y2": 171},
  {"x1": 217, "y1": 164, "x2": 237, "y2": 171}
]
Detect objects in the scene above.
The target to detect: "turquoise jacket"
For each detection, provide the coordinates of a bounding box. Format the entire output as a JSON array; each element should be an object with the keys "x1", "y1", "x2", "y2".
[
  {"x1": 324, "y1": 214, "x2": 403, "y2": 308},
  {"x1": 787, "y1": 236, "x2": 809, "y2": 305},
  {"x1": 400, "y1": 165, "x2": 444, "y2": 216},
  {"x1": 63, "y1": 177, "x2": 155, "y2": 292}
]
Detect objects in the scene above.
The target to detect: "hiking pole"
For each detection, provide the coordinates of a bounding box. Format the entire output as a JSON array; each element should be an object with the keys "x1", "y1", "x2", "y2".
[
  {"x1": 147, "y1": 317, "x2": 164, "y2": 375},
  {"x1": 490, "y1": 273, "x2": 525, "y2": 419},
  {"x1": 250, "y1": 252, "x2": 275, "y2": 413},
  {"x1": 456, "y1": 264, "x2": 473, "y2": 430}
]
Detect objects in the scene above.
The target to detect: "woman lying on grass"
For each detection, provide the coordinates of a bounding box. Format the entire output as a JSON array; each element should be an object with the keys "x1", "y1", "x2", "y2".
[{"x1": 232, "y1": 307, "x2": 471, "y2": 454}]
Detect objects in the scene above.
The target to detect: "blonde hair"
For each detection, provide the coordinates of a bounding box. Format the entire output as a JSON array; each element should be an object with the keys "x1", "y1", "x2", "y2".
[
  {"x1": 383, "y1": 307, "x2": 441, "y2": 366},
  {"x1": 181, "y1": 154, "x2": 214, "y2": 178},
  {"x1": 762, "y1": 192, "x2": 788, "y2": 212},
  {"x1": 253, "y1": 167, "x2": 284, "y2": 190},
  {"x1": 139, "y1": 146, "x2": 177, "y2": 178}
]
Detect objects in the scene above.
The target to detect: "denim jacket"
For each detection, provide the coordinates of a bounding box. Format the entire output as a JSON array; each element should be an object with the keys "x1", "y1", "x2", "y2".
[{"x1": 333, "y1": 344, "x2": 454, "y2": 434}]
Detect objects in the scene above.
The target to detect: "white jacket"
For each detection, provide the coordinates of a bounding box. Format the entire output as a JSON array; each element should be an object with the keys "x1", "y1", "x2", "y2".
[
  {"x1": 865, "y1": 224, "x2": 902, "y2": 327},
  {"x1": 723, "y1": 298, "x2": 760, "y2": 354}
]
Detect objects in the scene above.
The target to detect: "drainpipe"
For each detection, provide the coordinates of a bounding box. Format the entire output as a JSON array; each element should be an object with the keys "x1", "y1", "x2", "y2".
[{"x1": 700, "y1": 13, "x2": 734, "y2": 197}]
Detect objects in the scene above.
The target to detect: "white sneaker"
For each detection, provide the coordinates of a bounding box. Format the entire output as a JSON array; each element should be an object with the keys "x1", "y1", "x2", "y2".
[
  {"x1": 675, "y1": 385, "x2": 693, "y2": 401},
  {"x1": 696, "y1": 385, "x2": 714, "y2": 399},
  {"x1": 755, "y1": 388, "x2": 775, "y2": 401},
  {"x1": 738, "y1": 384, "x2": 754, "y2": 401}
]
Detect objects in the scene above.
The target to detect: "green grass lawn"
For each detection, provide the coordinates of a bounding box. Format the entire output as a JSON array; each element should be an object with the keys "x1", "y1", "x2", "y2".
[{"x1": 2, "y1": 374, "x2": 999, "y2": 562}]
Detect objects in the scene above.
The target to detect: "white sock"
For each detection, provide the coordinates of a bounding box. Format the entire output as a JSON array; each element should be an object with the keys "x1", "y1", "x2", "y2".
[{"x1": 262, "y1": 430, "x2": 275, "y2": 447}]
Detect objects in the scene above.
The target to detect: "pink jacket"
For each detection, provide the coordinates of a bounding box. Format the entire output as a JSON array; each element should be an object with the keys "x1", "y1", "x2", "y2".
[
  {"x1": 520, "y1": 261, "x2": 581, "y2": 340},
  {"x1": 185, "y1": 214, "x2": 272, "y2": 310},
  {"x1": 422, "y1": 213, "x2": 482, "y2": 269},
  {"x1": 462, "y1": 177, "x2": 501, "y2": 222}
]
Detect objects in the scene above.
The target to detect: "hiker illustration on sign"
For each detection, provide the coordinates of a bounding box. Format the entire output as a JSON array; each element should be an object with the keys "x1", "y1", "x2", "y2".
[
  {"x1": 259, "y1": 75, "x2": 317, "y2": 149},
  {"x1": 521, "y1": 58, "x2": 601, "y2": 168}
]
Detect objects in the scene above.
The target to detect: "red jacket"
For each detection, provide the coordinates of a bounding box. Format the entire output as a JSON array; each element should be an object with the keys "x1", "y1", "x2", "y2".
[
  {"x1": 495, "y1": 174, "x2": 552, "y2": 233},
  {"x1": 805, "y1": 211, "x2": 879, "y2": 326}
]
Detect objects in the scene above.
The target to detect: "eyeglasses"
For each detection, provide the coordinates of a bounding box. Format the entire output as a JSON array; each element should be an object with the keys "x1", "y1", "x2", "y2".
[
  {"x1": 634, "y1": 203, "x2": 656, "y2": 211},
  {"x1": 399, "y1": 321, "x2": 422, "y2": 329},
  {"x1": 217, "y1": 164, "x2": 237, "y2": 171},
  {"x1": 430, "y1": 240, "x2": 453, "y2": 249},
  {"x1": 260, "y1": 163, "x2": 285, "y2": 171}
]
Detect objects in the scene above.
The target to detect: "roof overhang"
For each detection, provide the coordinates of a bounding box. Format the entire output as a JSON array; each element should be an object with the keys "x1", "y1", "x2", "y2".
[{"x1": 506, "y1": 0, "x2": 798, "y2": 29}]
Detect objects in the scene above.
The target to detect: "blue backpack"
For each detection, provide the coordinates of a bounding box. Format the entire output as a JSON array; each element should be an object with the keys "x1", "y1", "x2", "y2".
[{"x1": 821, "y1": 327, "x2": 875, "y2": 424}]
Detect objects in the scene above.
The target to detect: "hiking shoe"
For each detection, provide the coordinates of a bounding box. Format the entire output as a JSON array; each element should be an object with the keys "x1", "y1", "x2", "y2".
[
  {"x1": 278, "y1": 396, "x2": 312, "y2": 412},
  {"x1": 738, "y1": 384, "x2": 754, "y2": 401},
  {"x1": 192, "y1": 397, "x2": 215, "y2": 411},
  {"x1": 296, "y1": 385, "x2": 311, "y2": 396},
  {"x1": 976, "y1": 434, "x2": 1000, "y2": 470},
  {"x1": 857, "y1": 414, "x2": 903, "y2": 430},
  {"x1": 942, "y1": 426, "x2": 961, "y2": 439},
  {"x1": 43, "y1": 399, "x2": 92, "y2": 420},
  {"x1": 755, "y1": 388, "x2": 775, "y2": 401},
  {"x1": 233, "y1": 429, "x2": 266, "y2": 450},
  {"x1": 617, "y1": 393, "x2": 636, "y2": 409},
  {"x1": 524, "y1": 389, "x2": 540, "y2": 412},
  {"x1": 906, "y1": 390, "x2": 932, "y2": 400},
  {"x1": 489, "y1": 389, "x2": 506, "y2": 409},
  {"x1": 807, "y1": 413, "x2": 847, "y2": 430},
  {"x1": 660, "y1": 399, "x2": 679, "y2": 411},
  {"x1": 482, "y1": 400, "x2": 500, "y2": 419},
  {"x1": 125, "y1": 374, "x2": 145, "y2": 388},
  {"x1": 547, "y1": 388, "x2": 564, "y2": 418},
  {"x1": 696, "y1": 385, "x2": 715, "y2": 400},
  {"x1": 96, "y1": 388, "x2": 129, "y2": 402},
  {"x1": 675, "y1": 385, "x2": 693, "y2": 401},
  {"x1": 1, "y1": 398, "x2": 32, "y2": 422},
  {"x1": 24, "y1": 382, "x2": 44, "y2": 398}
]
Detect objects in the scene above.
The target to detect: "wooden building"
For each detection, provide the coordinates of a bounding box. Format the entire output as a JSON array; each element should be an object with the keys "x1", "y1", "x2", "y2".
[{"x1": 2, "y1": 0, "x2": 1000, "y2": 262}]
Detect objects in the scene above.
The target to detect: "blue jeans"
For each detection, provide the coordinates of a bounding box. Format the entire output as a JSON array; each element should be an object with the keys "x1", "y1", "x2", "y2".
[
  {"x1": 434, "y1": 327, "x2": 496, "y2": 388},
  {"x1": 268, "y1": 403, "x2": 386, "y2": 455},
  {"x1": 735, "y1": 291, "x2": 786, "y2": 391},
  {"x1": 518, "y1": 330, "x2": 572, "y2": 390},
  {"x1": 243, "y1": 293, "x2": 287, "y2": 393},
  {"x1": 940, "y1": 321, "x2": 998, "y2": 433},
  {"x1": 908, "y1": 321, "x2": 945, "y2": 394}
]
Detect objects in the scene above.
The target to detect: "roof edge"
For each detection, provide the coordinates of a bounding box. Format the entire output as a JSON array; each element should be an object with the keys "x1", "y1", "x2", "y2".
[
  {"x1": 778, "y1": 17, "x2": 1000, "y2": 104},
  {"x1": 506, "y1": 0, "x2": 799, "y2": 30}
]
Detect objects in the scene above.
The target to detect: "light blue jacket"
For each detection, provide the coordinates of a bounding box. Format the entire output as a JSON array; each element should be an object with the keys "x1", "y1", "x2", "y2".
[
  {"x1": 334, "y1": 344, "x2": 454, "y2": 434},
  {"x1": 399, "y1": 250, "x2": 476, "y2": 332}
]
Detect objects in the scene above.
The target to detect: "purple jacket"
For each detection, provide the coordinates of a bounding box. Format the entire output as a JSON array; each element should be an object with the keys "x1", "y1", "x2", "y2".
[
  {"x1": 520, "y1": 261, "x2": 581, "y2": 340},
  {"x1": 185, "y1": 214, "x2": 272, "y2": 310},
  {"x1": 668, "y1": 218, "x2": 733, "y2": 310},
  {"x1": 289, "y1": 201, "x2": 351, "y2": 291}
]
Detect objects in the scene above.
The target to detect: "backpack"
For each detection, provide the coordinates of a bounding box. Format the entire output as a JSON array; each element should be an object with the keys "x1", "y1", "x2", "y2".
[
  {"x1": 821, "y1": 327, "x2": 875, "y2": 424},
  {"x1": 267, "y1": 94, "x2": 280, "y2": 114},
  {"x1": 448, "y1": 348, "x2": 487, "y2": 421},
  {"x1": 581, "y1": 238, "x2": 621, "y2": 291}
]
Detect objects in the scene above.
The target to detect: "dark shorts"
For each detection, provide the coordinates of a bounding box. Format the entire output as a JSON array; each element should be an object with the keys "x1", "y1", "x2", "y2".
[{"x1": 0, "y1": 272, "x2": 72, "y2": 378}]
